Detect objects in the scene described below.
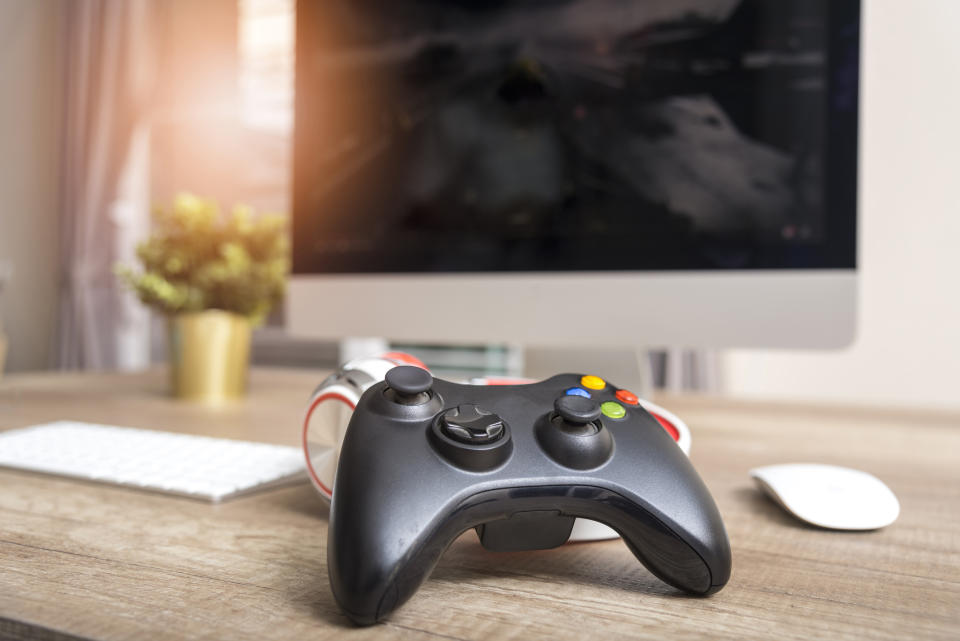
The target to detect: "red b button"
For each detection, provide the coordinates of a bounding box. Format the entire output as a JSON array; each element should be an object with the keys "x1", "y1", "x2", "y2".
[{"x1": 615, "y1": 389, "x2": 639, "y2": 405}]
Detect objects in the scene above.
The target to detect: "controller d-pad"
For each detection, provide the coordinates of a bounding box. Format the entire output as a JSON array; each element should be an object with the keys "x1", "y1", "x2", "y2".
[{"x1": 441, "y1": 405, "x2": 505, "y2": 444}]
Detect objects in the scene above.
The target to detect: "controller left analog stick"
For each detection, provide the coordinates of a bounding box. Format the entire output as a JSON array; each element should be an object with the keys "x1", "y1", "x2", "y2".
[{"x1": 384, "y1": 366, "x2": 433, "y2": 405}]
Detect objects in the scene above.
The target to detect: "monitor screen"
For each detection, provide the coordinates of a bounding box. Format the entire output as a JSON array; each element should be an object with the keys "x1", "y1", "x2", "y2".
[{"x1": 293, "y1": 0, "x2": 859, "y2": 273}]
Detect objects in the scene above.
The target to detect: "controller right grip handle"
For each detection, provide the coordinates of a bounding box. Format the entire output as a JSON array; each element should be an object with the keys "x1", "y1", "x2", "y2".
[{"x1": 603, "y1": 494, "x2": 731, "y2": 594}]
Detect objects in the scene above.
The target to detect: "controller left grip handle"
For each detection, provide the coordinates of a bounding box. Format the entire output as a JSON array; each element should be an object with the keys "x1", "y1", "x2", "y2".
[{"x1": 328, "y1": 510, "x2": 465, "y2": 625}]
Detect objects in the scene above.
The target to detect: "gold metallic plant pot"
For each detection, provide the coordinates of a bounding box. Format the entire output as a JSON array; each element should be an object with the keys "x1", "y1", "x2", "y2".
[{"x1": 167, "y1": 310, "x2": 251, "y2": 402}]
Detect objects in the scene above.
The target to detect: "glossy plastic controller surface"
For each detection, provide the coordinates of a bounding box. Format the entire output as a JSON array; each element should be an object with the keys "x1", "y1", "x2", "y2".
[{"x1": 328, "y1": 370, "x2": 731, "y2": 624}]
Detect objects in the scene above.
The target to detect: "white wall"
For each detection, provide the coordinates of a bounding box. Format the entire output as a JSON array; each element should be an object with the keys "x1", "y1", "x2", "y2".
[
  {"x1": 0, "y1": 1, "x2": 64, "y2": 372},
  {"x1": 723, "y1": 0, "x2": 960, "y2": 410}
]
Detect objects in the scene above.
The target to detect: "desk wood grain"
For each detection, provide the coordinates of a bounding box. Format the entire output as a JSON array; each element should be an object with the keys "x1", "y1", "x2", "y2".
[{"x1": 0, "y1": 369, "x2": 957, "y2": 640}]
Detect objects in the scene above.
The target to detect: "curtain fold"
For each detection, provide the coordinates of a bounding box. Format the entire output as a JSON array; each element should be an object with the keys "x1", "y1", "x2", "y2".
[{"x1": 57, "y1": 0, "x2": 155, "y2": 370}]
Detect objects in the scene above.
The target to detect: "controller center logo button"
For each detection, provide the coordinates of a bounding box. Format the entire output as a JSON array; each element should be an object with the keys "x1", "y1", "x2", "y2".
[{"x1": 442, "y1": 405, "x2": 505, "y2": 444}]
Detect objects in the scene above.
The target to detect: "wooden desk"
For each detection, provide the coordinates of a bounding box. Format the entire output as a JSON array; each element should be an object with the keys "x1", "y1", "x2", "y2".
[{"x1": 0, "y1": 369, "x2": 957, "y2": 640}]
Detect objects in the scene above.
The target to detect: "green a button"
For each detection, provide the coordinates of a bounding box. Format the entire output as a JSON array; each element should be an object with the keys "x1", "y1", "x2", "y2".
[{"x1": 600, "y1": 401, "x2": 625, "y2": 419}]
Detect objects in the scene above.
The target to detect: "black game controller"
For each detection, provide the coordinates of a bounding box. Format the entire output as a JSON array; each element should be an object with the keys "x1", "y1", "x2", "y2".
[{"x1": 328, "y1": 367, "x2": 732, "y2": 624}]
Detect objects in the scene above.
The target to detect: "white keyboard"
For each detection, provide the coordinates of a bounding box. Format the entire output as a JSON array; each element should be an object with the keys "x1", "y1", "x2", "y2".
[{"x1": 0, "y1": 421, "x2": 308, "y2": 502}]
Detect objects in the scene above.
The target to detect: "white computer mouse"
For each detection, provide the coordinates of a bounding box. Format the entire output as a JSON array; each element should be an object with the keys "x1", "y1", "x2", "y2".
[{"x1": 750, "y1": 463, "x2": 900, "y2": 530}]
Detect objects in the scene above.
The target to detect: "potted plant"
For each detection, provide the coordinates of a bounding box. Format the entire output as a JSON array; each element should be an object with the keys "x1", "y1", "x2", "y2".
[{"x1": 119, "y1": 194, "x2": 289, "y2": 402}]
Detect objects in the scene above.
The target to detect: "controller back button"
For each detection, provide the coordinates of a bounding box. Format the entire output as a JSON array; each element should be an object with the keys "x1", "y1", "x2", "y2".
[{"x1": 601, "y1": 401, "x2": 626, "y2": 419}]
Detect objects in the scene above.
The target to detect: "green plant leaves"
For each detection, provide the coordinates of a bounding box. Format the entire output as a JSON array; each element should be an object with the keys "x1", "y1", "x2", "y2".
[{"x1": 116, "y1": 193, "x2": 290, "y2": 324}]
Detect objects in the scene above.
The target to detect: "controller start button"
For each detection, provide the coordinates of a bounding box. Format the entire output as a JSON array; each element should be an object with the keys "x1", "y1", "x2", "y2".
[{"x1": 580, "y1": 375, "x2": 605, "y2": 390}]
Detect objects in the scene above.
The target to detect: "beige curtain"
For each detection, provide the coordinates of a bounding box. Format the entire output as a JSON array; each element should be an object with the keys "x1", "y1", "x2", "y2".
[{"x1": 57, "y1": 0, "x2": 156, "y2": 370}]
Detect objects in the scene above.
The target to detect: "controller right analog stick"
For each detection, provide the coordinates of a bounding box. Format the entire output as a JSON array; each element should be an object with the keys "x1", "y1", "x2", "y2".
[
  {"x1": 553, "y1": 395, "x2": 602, "y2": 435},
  {"x1": 536, "y1": 395, "x2": 613, "y2": 470}
]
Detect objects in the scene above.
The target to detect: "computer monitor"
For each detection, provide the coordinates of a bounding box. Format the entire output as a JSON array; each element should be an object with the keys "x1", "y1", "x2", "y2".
[{"x1": 287, "y1": 0, "x2": 859, "y2": 361}]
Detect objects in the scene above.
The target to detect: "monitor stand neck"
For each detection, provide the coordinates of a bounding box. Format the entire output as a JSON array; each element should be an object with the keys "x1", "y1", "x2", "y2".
[{"x1": 520, "y1": 346, "x2": 656, "y2": 400}]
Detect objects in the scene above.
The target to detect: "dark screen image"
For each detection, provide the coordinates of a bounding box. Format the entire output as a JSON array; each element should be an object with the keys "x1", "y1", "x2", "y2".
[{"x1": 293, "y1": 0, "x2": 859, "y2": 273}]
